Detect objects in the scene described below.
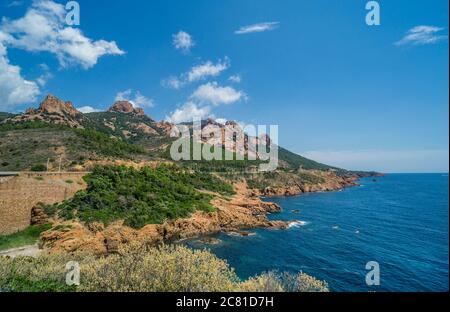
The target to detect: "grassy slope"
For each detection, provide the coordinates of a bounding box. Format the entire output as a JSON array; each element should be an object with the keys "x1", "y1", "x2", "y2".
[
  {"x1": 0, "y1": 224, "x2": 52, "y2": 251},
  {"x1": 0, "y1": 123, "x2": 149, "y2": 171}
]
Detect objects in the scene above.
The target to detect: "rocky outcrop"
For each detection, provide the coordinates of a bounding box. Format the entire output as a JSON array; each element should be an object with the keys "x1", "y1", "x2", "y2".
[
  {"x1": 4, "y1": 94, "x2": 83, "y2": 128},
  {"x1": 39, "y1": 95, "x2": 80, "y2": 117},
  {"x1": 40, "y1": 182, "x2": 286, "y2": 255},
  {"x1": 153, "y1": 121, "x2": 176, "y2": 136},
  {"x1": 108, "y1": 101, "x2": 145, "y2": 116},
  {"x1": 30, "y1": 203, "x2": 49, "y2": 226},
  {"x1": 257, "y1": 171, "x2": 359, "y2": 197}
]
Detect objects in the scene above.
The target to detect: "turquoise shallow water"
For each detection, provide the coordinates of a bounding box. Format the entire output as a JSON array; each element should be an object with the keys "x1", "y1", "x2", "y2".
[{"x1": 186, "y1": 174, "x2": 449, "y2": 292}]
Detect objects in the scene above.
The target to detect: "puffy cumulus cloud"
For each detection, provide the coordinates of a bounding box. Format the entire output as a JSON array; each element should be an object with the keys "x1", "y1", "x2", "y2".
[
  {"x1": 395, "y1": 25, "x2": 448, "y2": 46},
  {"x1": 166, "y1": 101, "x2": 212, "y2": 124},
  {"x1": 0, "y1": 0, "x2": 125, "y2": 69},
  {"x1": 0, "y1": 42, "x2": 40, "y2": 111},
  {"x1": 165, "y1": 80, "x2": 247, "y2": 124},
  {"x1": 187, "y1": 58, "x2": 229, "y2": 82},
  {"x1": 234, "y1": 22, "x2": 280, "y2": 35},
  {"x1": 77, "y1": 106, "x2": 101, "y2": 113},
  {"x1": 115, "y1": 89, "x2": 155, "y2": 108},
  {"x1": 172, "y1": 30, "x2": 194, "y2": 53},
  {"x1": 190, "y1": 82, "x2": 247, "y2": 106},
  {"x1": 162, "y1": 58, "x2": 230, "y2": 89}
]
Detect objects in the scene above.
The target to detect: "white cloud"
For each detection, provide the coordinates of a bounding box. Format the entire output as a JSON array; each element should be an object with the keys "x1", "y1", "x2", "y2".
[
  {"x1": 115, "y1": 89, "x2": 155, "y2": 108},
  {"x1": 161, "y1": 76, "x2": 184, "y2": 90},
  {"x1": 166, "y1": 101, "x2": 212, "y2": 124},
  {"x1": 187, "y1": 58, "x2": 229, "y2": 82},
  {"x1": 165, "y1": 81, "x2": 247, "y2": 124},
  {"x1": 235, "y1": 22, "x2": 280, "y2": 35},
  {"x1": 6, "y1": 1, "x2": 24, "y2": 7},
  {"x1": 0, "y1": 0, "x2": 125, "y2": 69},
  {"x1": 395, "y1": 25, "x2": 448, "y2": 46},
  {"x1": 302, "y1": 149, "x2": 450, "y2": 173},
  {"x1": 0, "y1": 42, "x2": 40, "y2": 111},
  {"x1": 228, "y1": 75, "x2": 241, "y2": 83},
  {"x1": 172, "y1": 30, "x2": 194, "y2": 53},
  {"x1": 36, "y1": 63, "x2": 53, "y2": 86},
  {"x1": 190, "y1": 82, "x2": 246, "y2": 106},
  {"x1": 162, "y1": 58, "x2": 230, "y2": 89},
  {"x1": 77, "y1": 106, "x2": 101, "y2": 113}
]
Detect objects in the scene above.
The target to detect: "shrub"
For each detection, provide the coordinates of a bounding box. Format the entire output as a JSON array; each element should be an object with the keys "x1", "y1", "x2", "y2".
[
  {"x1": 238, "y1": 271, "x2": 329, "y2": 292},
  {"x1": 30, "y1": 164, "x2": 46, "y2": 172},
  {"x1": 0, "y1": 244, "x2": 329, "y2": 292},
  {"x1": 79, "y1": 244, "x2": 239, "y2": 292}
]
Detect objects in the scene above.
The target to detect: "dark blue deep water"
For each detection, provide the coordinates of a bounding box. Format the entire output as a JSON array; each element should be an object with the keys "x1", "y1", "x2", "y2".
[{"x1": 186, "y1": 174, "x2": 449, "y2": 292}]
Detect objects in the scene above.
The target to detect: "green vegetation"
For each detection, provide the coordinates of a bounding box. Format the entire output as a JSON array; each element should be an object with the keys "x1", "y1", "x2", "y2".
[
  {"x1": 0, "y1": 224, "x2": 52, "y2": 251},
  {"x1": 0, "y1": 124, "x2": 149, "y2": 171},
  {"x1": 55, "y1": 165, "x2": 233, "y2": 228},
  {"x1": 0, "y1": 244, "x2": 329, "y2": 292},
  {"x1": 0, "y1": 112, "x2": 15, "y2": 122},
  {"x1": 0, "y1": 276, "x2": 76, "y2": 292},
  {"x1": 30, "y1": 164, "x2": 46, "y2": 172},
  {"x1": 69, "y1": 128, "x2": 146, "y2": 158},
  {"x1": 277, "y1": 147, "x2": 334, "y2": 171},
  {"x1": 246, "y1": 170, "x2": 326, "y2": 191},
  {"x1": 81, "y1": 111, "x2": 164, "y2": 140},
  {"x1": 0, "y1": 120, "x2": 68, "y2": 132}
]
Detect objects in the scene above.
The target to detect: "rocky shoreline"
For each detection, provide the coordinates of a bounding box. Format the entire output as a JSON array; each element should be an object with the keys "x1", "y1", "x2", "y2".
[
  {"x1": 256, "y1": 171, "x2": 361, "y2": 197},
  {"x1": 39, "y1": 174, "x2": 363, "y2": 255},
  {"x1": 39, "y1": 182, "x2": 286, "y2": 254}
]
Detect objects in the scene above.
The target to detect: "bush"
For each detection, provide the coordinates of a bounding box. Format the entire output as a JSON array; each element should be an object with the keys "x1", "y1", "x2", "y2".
[
  {"x1": 238, "y1": 271, "x2": 329, "y2": 292},
  {"x1": 30, "y1": 164, "x2": 46, "y2": 172},
  {"x1": 0, "y1": 244, "x2": 329, "y2": 292}
]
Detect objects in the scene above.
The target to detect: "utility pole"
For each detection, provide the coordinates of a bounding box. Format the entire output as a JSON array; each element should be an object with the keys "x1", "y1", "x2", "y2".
[
  {"x1": 46, "y1": 158, "x2": 50, "y2": 172},
  {"x1": 58, "y1": 155, "x2": 62, "y2": 173}
]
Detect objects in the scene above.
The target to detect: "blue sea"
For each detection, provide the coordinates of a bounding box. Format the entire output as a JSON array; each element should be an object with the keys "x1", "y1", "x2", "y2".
[{"x1": 186, "y1": 174, "x2": 449, "y2": 292}]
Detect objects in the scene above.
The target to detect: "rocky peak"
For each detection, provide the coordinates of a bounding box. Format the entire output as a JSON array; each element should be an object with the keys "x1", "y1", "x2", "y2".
[
  {"x1": 38, "y1": 94, "x2": 80, "y2": 117},
  {"x1": 259, "y1": 133, "x2": 271, "y2": 146},
  {"x1": 225, "y1": 120, "x2": 239, "y2": 127},
  {"x1": 108, "y1": 101, "x2": 145, "y2": 116}
]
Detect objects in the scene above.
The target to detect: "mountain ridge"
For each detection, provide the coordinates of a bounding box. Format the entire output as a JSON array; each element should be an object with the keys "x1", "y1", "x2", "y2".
[{"x1": 0, "y1": 94, "x2": 372, "y2": 175}]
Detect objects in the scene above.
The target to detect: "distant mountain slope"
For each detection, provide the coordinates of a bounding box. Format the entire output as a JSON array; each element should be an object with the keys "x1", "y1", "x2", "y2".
[
  {"x1": 0, "y1": 113, "x2": 15, "y2": 122},
  {"x1": 277, "y1": 147, "x2": 335, "y2": 171},
  {"x1": 0, "y1": 94, "x2": 347, "y2": 173}
]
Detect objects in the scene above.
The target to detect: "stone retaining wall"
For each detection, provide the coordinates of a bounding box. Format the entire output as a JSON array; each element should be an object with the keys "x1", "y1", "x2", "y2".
[{"x1": 0, "y1": 172, "x2": 87, "y2": 235}]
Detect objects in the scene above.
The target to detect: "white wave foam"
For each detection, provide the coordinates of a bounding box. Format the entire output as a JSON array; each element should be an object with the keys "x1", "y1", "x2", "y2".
[{"x1": 288, "y1": 220, "x2": 308, "y2": 228}]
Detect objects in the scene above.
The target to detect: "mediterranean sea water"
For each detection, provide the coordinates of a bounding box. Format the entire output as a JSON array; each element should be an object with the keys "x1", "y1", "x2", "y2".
[{"x1": 186, "y1": 174, "x2": 449, "y2": 291}]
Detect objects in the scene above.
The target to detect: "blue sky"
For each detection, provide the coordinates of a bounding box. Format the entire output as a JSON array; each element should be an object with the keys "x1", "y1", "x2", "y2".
[{"x1": 0, "y1": 0, "x2": 448, "y2": 173}]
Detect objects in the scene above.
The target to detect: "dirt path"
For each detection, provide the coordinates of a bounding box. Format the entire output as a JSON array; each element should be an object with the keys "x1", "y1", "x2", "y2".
[{"x1": 0, "y1": 244, "x2": 42, "y2": 258}]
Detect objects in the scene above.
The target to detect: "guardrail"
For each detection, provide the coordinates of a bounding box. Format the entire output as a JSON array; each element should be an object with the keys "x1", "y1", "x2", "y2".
[{"x1": 0, "y1": 171, "x2": 91, "y2": 177}]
